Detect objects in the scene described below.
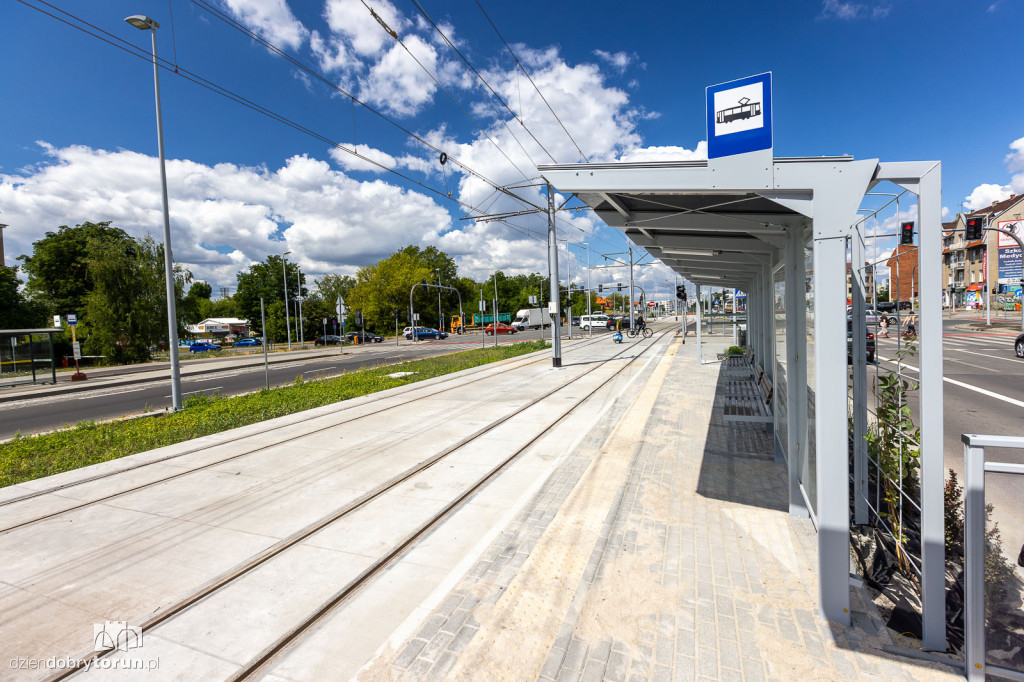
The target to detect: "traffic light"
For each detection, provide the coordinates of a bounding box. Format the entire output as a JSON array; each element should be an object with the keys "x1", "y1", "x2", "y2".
[
  {"x1": 597, "y1": 284, "x2": 603, "y2": 293},
  {"x1": 675, "y1": 285, "x2": 685, "y2": 300},
  {"x1": 965, "y1": 216, "x2": 984, "y2": 241},
  {"x1": 899, "y1": 221, "x2": 915, "y2": 246},
  {"x1": 617, "y1": 283, "x2": 623, "y2": 292},
  {"x1": 354, "y1": 312, "x2": 363, "y2": 326}
]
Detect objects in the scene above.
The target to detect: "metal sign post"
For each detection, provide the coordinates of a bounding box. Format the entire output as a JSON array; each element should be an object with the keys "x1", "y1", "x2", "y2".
[{"x1": 260, "y1": 298, "x2": 269, "y2": 390}]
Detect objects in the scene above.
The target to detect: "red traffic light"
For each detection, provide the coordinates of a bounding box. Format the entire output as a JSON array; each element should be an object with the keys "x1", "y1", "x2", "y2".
[
  {"x1": 965, "y1": 216, "x2": 984, "y2": 240},
  {"x1": 899, "y1": 221, "x2": 915, "y2": 245}
]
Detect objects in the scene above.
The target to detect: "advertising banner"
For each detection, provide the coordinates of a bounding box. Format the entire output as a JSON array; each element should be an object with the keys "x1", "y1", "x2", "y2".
[{"x1": 996, "y1": 219, "x2": 1022, "y2": 283}]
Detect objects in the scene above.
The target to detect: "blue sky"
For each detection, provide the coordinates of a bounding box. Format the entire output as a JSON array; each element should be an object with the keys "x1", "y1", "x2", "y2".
[{"x1": 2, "y1": 0, "x2": 1022, "y2": 295}]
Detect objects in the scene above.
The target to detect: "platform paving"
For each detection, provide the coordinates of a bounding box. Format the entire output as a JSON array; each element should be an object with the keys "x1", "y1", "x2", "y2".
[
  {"x1": 375, "y1": 335, "x2": 962, "y2": 682},
  {"x1": 0, "y1": 328, "x2": 964, "y2": 681}
]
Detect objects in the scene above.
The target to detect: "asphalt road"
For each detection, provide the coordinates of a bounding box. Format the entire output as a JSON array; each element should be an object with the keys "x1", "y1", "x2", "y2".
[
  {"x1": 0, "y1": 326, "x2": 609, "y2": 441},
  {"x1": 875, "y1": 317, "x2": 1024, "y2": 564}
]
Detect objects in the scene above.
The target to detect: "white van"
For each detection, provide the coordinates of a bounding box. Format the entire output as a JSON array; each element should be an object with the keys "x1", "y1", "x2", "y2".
[{"x1": 578, "y1": 314, "x2": 609, "y2": 331}]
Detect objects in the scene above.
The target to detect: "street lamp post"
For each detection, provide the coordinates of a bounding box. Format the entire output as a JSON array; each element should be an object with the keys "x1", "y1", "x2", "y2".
[
  {"x1": 125, "y1": 14, "x2": 181, "y2": 411},
  {"x1": 281, "y1": 250, "x2": 292, "y2": 350},
  {"x1": 436, "y1": 268, "x2": 443, "y2": 333}
]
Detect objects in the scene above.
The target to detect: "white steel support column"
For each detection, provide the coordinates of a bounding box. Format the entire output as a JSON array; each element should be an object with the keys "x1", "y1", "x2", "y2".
[
  {"x1": 785, "y1": 227, "x2": 809, "y2": 518},
  {"x1": 814, "y1": 233, "x2": 851, "y2": 626},
  {"x1": 916, "y1": 164, "x2": 945, "y2": 651},
  {"x1": 696, "y1": 284, "x2": 702, "y2": 362},
  {"x1": 763, "y1": 267, "x2": 772, "y2": 369},
  {"x1": 547, "y1": 184, "x2": 562, "y2": 367},
  {"x1": 851, "y1": 228, "x2": 869, "y2": 525}
]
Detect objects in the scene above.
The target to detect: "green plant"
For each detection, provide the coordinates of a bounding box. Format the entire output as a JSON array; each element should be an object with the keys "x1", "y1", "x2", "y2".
[
  {"x1": 725, "y1": 346, "x2": 744, "y2": 356},
  {"x1": 864, "y1": 343, "x2": 921, "y2": 576}
]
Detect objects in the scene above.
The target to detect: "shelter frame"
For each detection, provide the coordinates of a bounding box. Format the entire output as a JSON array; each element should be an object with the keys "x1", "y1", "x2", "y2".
[{"x1": 539, "y1": 156, "x2": 945, "y2": 649}]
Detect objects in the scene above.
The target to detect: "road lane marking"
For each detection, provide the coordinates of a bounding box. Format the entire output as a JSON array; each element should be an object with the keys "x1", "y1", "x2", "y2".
[
  {"x1": 877, "y1": 355, "x2": 1024, "y2": 408},
  {"x1": 948, "y1": 347, "x2": 1022, "y2": 363},
  {"x1": 942, "y1": 356, "x2": 998, "y2": 372},
  {"x1": 75, "y1": 387, "x2": 147, "y2": 400}
]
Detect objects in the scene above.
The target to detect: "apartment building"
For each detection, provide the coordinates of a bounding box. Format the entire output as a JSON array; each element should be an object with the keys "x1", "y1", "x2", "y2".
[{"x1": 941, "y1": 195, "x2": 1024, "y2": 307}]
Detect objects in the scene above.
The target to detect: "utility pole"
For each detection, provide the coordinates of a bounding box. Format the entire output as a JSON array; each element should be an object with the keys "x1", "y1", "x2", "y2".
[
  {"x1": 296, "y1": 268, "x2": 304, "y2": 348},
  {"x1": 584, "y1": 242, "x2": 592, "y2": 337},
  {"x1": 628, "y1": 247, "x2": 635, "y2": 331},
  {"x1": 436, "y1": 268, "x2": 443, "y2": 332},
  {"x1": 282, "y1": 252, "x2": 292, "y2": 351},
  {"x1": 566, "y1": 243, "x2": 572, "y2": 340},
  {"x1": 547, "y1": 184, "x2": 561, "y2": 366},
  {"x1": 493, "y1": 272, "x2": 499, "y2": 348}
]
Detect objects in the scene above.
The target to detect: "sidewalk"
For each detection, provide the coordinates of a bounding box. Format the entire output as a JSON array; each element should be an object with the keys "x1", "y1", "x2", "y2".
[{"x1": 375, "y1": 335, "x2": 962, "y2": 681}]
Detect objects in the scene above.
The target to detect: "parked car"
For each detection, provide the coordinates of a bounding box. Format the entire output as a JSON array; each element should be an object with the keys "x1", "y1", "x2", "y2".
[
  {"x1": 578, "y1": 314, "x2": 610, "y2": 331},
  {"x1": 570, "y1": 316, "x2": 581, "y2": 327},
  {"x1": 1015, "y1": 333, "x2": 1024, "y2": 359},
  {"x1": 402, "y1": 327, "x2": 414, "y2": 337},
  {"x1": 189, "y1": 342, "x2": 222, "y2": 353},
  {"x1": 485, "y1": 323, "x2": 517, "y2": 335},
  {"x1": 345, "y1": 331, "x2": 383, "y2": 343},
  {"x1": 232, "y1": 338, "x2": 262, "y2": 347},
  {"x1": 605, "y1": 316, "x2": 634, "y2": 331},
  {"x1": 847, "y1": 320, "x2": 875, "y2": 363},
  {"x1": 405, "y1": 327, "x2": 447, "y2": 340},
  {"x1": 314, "y1": 335, "x2": 344, "y2": 346}
]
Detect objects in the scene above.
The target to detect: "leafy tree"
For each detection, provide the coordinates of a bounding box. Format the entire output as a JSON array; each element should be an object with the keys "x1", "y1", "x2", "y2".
[
  {"x1": 235, "y1": 255, "x2": 305, "y2": 342},
  {"x1": 82, "y1": 234, "x2": 187, "y2": 364},
  {"x1": 0, "y1": 267, "x2": 46, "y2": 328},
  {"x1": 349, "y1": 250, "x2": 432, "y2": 331},
  {"x1": 18, "y1": 221, "x2": 131, "y2": 317},
  {"x1": 181, "y1": 281, "x2": 213, "y2": 325}
]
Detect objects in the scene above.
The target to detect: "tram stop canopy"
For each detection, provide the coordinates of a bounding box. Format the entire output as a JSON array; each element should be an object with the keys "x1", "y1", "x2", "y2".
[
  {"x1": 539, "y1": 154, "x2": 947, "y2": 650},
  {"x1": 0, "y1": 328, "x2": 61, "y2": 387}
]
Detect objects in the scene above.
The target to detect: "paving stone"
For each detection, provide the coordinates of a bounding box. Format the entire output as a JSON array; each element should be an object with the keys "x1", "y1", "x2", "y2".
[{"x1": 393, "y1": 638, "x2": 428, "y2": 669}]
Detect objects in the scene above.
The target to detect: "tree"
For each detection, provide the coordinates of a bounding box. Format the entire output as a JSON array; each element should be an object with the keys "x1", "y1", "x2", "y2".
[
  {"x1": 18, "y1": 221, "x2": 131, "y2": 318},
  {"x1": 181, "y1": 281, "x2": 213, "y2": 325},
  {"x1": 349, "y1": 250, "x2": 432, "y2": 331},
  {"x1": 235, "y1": 255, "x2": 305, "y2": 341},
  {"x1": 0, "y1": 267, "x2": 45, "y2": 329},
  {"x1": 82, "y1": 234, "x2": 187, "y2": 364}
]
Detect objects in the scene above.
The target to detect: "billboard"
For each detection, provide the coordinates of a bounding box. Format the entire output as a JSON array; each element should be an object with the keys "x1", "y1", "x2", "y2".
[{"x1": 996, "y1": 219, "x2": 1022, "y2": 283}]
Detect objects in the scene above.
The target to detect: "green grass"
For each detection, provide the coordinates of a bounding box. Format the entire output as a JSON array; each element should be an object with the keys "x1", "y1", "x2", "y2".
[{"x1": 0, "y1": 340, "x2": 548, "y2": 488}]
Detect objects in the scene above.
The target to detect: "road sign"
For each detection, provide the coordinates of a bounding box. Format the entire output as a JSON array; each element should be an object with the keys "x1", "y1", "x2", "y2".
[
  {"x1": 706, "y1": 72, "x2": 772, "y2": 159},
  {"x1": 335, "y1": 295, "x2": 345, "y2": 318},
  {"x1": 53, "y1": 315, "x2": 62, "y2": 328},
  {"x1": 72, "y1": 341, "x2": 82, "y2": 360},
  {"x1": 67, "y1": 313, "x2": 78, "y2": 326}
]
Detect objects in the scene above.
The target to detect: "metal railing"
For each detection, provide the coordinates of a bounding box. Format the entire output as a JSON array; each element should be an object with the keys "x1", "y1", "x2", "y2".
[{"x1": 963, "y1": 433, "x2": 1024, "y2": 682}]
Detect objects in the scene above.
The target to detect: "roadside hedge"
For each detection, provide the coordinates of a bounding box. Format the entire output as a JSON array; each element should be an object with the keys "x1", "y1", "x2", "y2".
[{"x1": 0, "y1": 340, "x2": 547, "y2": 488}]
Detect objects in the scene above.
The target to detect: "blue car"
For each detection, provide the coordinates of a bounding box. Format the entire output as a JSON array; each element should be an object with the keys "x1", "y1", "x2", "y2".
[
  {"x1": 232, "y1": 338, "x2": 262, "y2": 347},
  {"x1": 189, "y1": 342, "x2": 222, "y2": 353}
]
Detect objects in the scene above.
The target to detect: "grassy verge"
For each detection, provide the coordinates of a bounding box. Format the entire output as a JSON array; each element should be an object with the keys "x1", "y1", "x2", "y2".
[{"x1": 0, "y1": 340, "x2": 548, "y2": 488}]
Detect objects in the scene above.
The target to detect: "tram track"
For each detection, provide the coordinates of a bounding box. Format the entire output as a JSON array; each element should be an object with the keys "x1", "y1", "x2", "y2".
[
  {"x1": 44, "y1": 329, "x2": 670, "y2": 681},
  {"x1": 0, "y1": 335, "x2": 611, "y2": 528}
]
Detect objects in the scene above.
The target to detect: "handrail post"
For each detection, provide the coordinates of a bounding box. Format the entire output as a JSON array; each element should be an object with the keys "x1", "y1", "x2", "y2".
[{"x1": 963, "y1": 434, "x2": 987, "y2": 680}]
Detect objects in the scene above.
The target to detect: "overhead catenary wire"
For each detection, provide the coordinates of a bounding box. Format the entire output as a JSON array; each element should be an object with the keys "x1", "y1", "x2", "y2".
[
  {"x1": 358, "y1": 0, "x2": 533, "y2": 184},
  {"x1": 473, "y1": 0, "x2": 589, "y2": 163},
  {"x1": 189, "y1": 0, "x2": 543, "y2": 212},
  {"x1": 406, "y1": 0, "x2": 557, "y2": 165},
  {"x1": 14, "y1": 0, "x2": 545, "y2": 225}
]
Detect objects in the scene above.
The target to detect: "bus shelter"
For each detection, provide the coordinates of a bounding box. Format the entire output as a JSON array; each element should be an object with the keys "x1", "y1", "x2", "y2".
[
  {"x1": 0, "y1": 328, "x2": 61, "y2": 387},
  {"x1": 539, "y1": 156, "x2": 946, "y2": 650}
]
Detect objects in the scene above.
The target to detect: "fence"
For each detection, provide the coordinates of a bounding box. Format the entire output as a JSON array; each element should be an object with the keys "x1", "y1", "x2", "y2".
[{"x1": 962, "y1": 433, "x2": 1024, "y2": 681}]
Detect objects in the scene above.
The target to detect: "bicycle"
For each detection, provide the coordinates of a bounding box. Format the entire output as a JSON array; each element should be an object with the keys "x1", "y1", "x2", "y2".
[{"x1": 626, "y1": 326, "x2": 653, "y2": 339}]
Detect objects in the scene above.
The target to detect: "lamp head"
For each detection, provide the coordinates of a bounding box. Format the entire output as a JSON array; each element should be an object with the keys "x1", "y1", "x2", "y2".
[{"x1": 125, "y1": 15, "x2": 160, "y2": 30}]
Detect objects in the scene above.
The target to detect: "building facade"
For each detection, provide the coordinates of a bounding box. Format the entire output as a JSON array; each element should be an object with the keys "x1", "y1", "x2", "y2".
[{"x1": 941, "y1": 195, "x2": 1024, "y2": 308}]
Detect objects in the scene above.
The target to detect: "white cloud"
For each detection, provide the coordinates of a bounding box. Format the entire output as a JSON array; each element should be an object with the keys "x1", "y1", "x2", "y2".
[
  {"x1": 964, "y1": 136, "x2": 1024, "y2": 210},
  {"x1": 324, "y1": 0, "x2": 409, "y2": 58},
  {"x1": 820, "y1": 0, "x2": 891, "y2": 19},
  {"x1": 593, "y1": 50, "x2": 634, "y2": 73},
  {"x1": 360, "y1": 35, "x2": 439, "y2": 116},
  {"x1": 0, "y1": 143, "x2": 451, "y2": 287},
  {"x1": 618, "y1": 142, "x2": 707, "y2": 163},
  {"x1": 219, "y1": 0, "x2": 308, "y2": 50}
]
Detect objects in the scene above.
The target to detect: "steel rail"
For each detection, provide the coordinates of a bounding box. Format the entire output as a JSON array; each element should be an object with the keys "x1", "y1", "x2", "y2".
[
  {"x1": 48, "y1": 329, "x2": 669, "y2": 681},
  {"x1": 0, "y1": 336, "x2": 608, "y2": 529}
]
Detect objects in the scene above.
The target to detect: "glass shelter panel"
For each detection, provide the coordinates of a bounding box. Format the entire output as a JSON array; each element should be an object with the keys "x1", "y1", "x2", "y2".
[
  {"x1": 804, "y1": 232, "x2": 817, "y2": 514},
  {"x1": 773, "y1": 267, "x2": 788, "y2": 459}
]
